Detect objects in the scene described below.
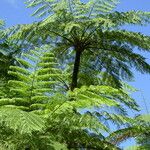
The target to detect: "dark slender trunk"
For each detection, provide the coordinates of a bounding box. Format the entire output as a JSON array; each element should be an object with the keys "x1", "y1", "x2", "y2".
[{"x1": 70, "y1": 50, "x2": 82, "y2": 91}]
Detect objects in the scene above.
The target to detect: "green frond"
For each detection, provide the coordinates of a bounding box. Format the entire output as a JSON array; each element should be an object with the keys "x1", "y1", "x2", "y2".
[
  {"x1": 68, "y1": 86, "x2": 119, "y2": 108},
  {"x1": 46, "y1": 85, "x2": 138, "y2": 134},
  {"x1": 87, "y1": 0, "x2": 119, "y2": 15},
  {"x1": 106, "y1": 114, "x2": 150, "y2": 146},
  {"x1": 107, "y1": 11, "x2": 150, "y2": 26},
  {"x1": 68, "y1": 85, "x2": 138, "y2": 110},
  {"x1": 8, "y1": 80, "x2": 28, "y2": 88},
  {"x1": 105, "y1": 30, "x2": 150, "y2": 51},
  {"x1": 0, "y1": 98, "x2": 16, "y2": 106},
  {"x1": 1, "y1": 45, "x2": 62, "y2": 112},
  {"x1": 16, "y1": 58, "x2": 33, "y2": 68},
  {"x1": 0, "y1": 108, "x2": 45, "y2": 134},
  {"x1": 9, "y1": 66, "x2": 30, "y2": 75}
]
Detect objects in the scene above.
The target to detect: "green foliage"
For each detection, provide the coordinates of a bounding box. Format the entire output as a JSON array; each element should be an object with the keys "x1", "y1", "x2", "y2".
[
  {"x1": 0, "y1": 108, "x2": 45, "y2": 134},
  {"x1": 1, "y1": 0, "x2": 150, "y2": 149},
  {"x1": 0, "y1": 44, "x2": 139, "y2": 149},
  {"x1": 68, "y1": 85, "x2": 138, "y2": 111},
  {"x1": 9, "y1": 0, "x2": 150, "y2": 89},
  {"x1": 0, "y1": 45, "x2": 62, "y2": 110}
]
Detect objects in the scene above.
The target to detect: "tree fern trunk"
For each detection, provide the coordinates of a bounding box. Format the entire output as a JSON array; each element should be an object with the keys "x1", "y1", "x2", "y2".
[{"x1": 70, "y1": 50, "x2": 82, "y2": 91}]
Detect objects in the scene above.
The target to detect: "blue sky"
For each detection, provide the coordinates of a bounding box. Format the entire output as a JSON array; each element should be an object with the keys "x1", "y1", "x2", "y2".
[
  {"x1": 0, "y1": 0, "x2": 35, "y2": 26},
  {"x1": 0, "y1": 0, "x2": 150, "y2": 148},
  {"x1": 116, "y1": 0, "x2": 150, "y2": 115}
]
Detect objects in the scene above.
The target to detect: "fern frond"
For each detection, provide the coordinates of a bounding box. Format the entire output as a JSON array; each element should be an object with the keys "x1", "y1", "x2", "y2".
[
  {"x1": 0, "y1": 108, "x2": 45, "y2": 134},
  {"x1": 107, "y1": 11, "x2": 150, "y2": 26},
  {"x1": 1, "y1": 45, "x2": 62, "y2": 112},
  {"x1": 68, "y1": 85, "x2": 138, "y2": 110},
  {"x1": 105, "y1": 30, "x2": 150, "y2": 51}
]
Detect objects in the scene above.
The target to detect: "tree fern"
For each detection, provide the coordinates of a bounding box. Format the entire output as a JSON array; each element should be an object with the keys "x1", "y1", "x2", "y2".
[
  {"x1": 1, "y1": 1, "x2": 150, "y2": 149},
  {"x1": 9, "y1": 0, "x2": 150, "y2": 90}
]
